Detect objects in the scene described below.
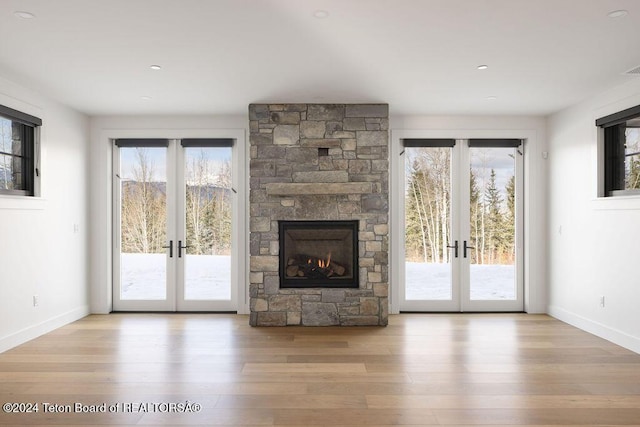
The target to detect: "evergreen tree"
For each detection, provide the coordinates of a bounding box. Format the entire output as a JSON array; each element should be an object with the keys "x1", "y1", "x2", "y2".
[
  {"x1": 186, "y1": 153, "x2": 232, "y2": 255},
  {"x1": 405, "y1": 160, "x2": 429, "y2": 262},
  {"x1": 503, "y1": 175, "x2": 516, "y2": 263},
  {"x1": 484, "y1": 169, "x2": 503, "y2": 264}
]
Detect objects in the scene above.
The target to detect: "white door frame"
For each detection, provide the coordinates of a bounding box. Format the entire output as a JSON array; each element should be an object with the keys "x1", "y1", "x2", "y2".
[
  {"x1": 390, "y1": 129, "x2": 536, "y2": 314},
  {"x1": 110, "y1": 130, "x2": 246, "y2": 312}
]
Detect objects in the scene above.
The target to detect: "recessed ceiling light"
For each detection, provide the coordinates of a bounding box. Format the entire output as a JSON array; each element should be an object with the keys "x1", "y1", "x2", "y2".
[
  {"x1": 487, "y1": 96, "x2": 497, "y2": 100},
  {"x1": 313, "y1": 10, "x2": 329, "y2": 19},
  {"x1": 14, "y1": 11, "x2": 35, "y2": 19},
  {"x1": 608, "y1": 9, "x2": 628, "y2": 18},
  {"x1": 141, "y1": 96, "x2": 152, "y2": 101},
  {"x1": 477, "y1": 65, "x2": 489, "y2": 70},
  {"x1": 150, "y1": 65, "x2": 162, "y2": 70}
]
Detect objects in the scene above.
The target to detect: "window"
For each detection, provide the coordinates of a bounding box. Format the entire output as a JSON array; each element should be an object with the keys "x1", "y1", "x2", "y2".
[
  {"x1": 0, "y1": 105, "x2": 41, "y2": 196},
  {"x1": 596, "y1": 104, "x2": 640, "y2": 197}
]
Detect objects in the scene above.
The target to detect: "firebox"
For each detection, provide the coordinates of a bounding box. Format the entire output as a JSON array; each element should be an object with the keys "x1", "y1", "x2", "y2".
[{"x1": 279, "y1": 220, "x2": 359, "y2": 288}]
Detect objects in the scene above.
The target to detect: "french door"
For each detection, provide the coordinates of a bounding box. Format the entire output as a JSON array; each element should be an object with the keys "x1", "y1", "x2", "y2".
[
  {"x1": 112, "y1": 138, "x2": 237, "y2": 311},
  {"x1": 400, "y1": 138, "x2": 523, "y2": 312}
]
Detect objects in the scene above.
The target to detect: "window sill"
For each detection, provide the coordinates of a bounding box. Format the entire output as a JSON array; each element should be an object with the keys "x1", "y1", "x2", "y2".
[
  {"x1": 0, "y1": 196, "x2": 47, "y2": 211},
  {"x1": 592, "y1": 194, "x2": 640, "y2": 210}
]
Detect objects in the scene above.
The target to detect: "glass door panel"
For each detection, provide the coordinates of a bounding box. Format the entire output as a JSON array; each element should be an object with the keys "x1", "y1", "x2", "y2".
[
  {"x1": 468, "y1": 147, "x2": 517, "y2": 301},
  {"x1": 114, "y1": 143, "x2": 174, "y2": 311},
  {"x1": 182, "y1": 146, "x2": 232, "y2": 302},
  {"x1": 403, "y1": 144, "x2": 459, "y2": 311},
  {"x1": 463, "y1": 143, "x2": 522, "y2": 311},
  {"x1": 119, "y1": 146, "x2": 168, "y2": 300}
]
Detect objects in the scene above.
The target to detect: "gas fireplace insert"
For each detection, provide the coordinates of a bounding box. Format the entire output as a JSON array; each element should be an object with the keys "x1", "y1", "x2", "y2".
[{"x1": 279, "y1": 220, "x2": 359, "y2": 288}]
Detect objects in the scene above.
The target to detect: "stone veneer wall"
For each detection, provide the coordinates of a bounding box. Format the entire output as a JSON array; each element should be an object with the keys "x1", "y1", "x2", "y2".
[{"x1": 249, "y1": 103, "x2": 389, "y2": 326}]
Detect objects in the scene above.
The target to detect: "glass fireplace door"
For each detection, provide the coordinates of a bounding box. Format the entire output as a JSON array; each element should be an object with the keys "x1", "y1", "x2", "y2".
[{"x1": 279, "y1": 220, "x2": 359, "y2": 289}]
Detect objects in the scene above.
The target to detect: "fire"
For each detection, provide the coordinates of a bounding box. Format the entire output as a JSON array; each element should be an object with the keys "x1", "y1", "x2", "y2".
[{"x1": 316, "y1": 252, "x2": 332, "y2": 269}]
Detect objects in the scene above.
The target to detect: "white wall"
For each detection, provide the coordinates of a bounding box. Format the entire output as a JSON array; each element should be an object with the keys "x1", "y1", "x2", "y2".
[
  {"x1": 0, "y1": 76, "x2": 90, "y2": 352},
  {"x1": 91, "y1": 114, "x2": 548, "y2": 317},
  {"x1": 88, "y1": 115, "x2": 248, "y2": 314},
  {"x1": 547, "y1": 79, "x2": 640, "y2": 354},
  {"x1": 389, "y1": 115, "x2": 548, "y2": 314}
]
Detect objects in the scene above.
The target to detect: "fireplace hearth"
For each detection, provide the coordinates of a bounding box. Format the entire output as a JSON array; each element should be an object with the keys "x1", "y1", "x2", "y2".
[{"x1": 279, "y1": 220, "x2": 359, "y2": 288}]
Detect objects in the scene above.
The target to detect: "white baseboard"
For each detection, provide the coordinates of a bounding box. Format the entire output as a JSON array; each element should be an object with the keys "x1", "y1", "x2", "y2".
[
  {"x1": 0, "y1": 305, "x2": 90, "y2": 353},
  {"x1": 548, "y1": 305, "x2": 640, "y2": 354}
]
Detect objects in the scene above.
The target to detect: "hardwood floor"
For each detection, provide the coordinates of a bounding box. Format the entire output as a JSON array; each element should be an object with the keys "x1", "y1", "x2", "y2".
[{"x1": 1, "y1": 313, "x2": 640, "y2": 426}]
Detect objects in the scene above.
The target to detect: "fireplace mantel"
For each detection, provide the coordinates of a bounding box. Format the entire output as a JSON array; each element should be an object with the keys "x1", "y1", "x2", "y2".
[
  {"x1": 265, "y1": 182, "x2": 373, "y2": 196},
  {"x1": 249, "y1": 103, "x2": 389, "y2": 327}
]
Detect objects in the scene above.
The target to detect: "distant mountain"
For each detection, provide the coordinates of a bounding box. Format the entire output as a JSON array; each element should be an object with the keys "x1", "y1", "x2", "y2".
[{"x1": 121, "y1": 180, "x2": 230, "y2": 199}]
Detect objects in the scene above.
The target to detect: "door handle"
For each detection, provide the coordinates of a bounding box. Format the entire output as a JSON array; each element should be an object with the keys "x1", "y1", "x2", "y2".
[
  {"x1": 162, "y1": 240, "x2": 174, "y2": 258},
  {"x1": 178, "y1": 240, "x2": 190, "y2": 258},
  {"x1": 446, "y1": 240, "x2": 459, "y2": 258},
  {"x1": 463, "y1": 240, "x2": 475, "y2": 258}
]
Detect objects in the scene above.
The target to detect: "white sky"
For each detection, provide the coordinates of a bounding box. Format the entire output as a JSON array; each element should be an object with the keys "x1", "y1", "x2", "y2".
[{"x1": 119, "y1": 146, "x2": 231, "y2": 182}]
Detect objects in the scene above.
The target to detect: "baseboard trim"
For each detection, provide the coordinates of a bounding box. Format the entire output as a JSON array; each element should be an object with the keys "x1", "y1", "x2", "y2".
[
  {"x1": 548, "y1": 305, "x2": 640, "y2": 354},
  {"x1": 0, "y1": 305, "x2": 90, "y2": 353}
]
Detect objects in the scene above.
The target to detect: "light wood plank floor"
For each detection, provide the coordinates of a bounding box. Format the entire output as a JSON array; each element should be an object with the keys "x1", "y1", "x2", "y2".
[{"x1": 1, "y1": 313, "x2": 640, "y2": 426}]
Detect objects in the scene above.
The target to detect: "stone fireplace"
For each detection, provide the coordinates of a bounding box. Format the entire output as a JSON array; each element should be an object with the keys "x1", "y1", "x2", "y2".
[{"x1": 249, "y1": 103, "x2": 389, "y2": 326}]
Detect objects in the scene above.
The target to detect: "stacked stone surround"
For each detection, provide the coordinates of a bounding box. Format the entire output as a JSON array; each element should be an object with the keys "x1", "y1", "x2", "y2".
[{"x1": 249, "y1": 103, "x2": 389, "y2": 327}]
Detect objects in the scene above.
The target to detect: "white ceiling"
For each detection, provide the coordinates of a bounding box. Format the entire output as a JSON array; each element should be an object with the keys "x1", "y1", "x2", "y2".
[{"x1": 1, "y1": 0, "x2": 639, "y2": 117}]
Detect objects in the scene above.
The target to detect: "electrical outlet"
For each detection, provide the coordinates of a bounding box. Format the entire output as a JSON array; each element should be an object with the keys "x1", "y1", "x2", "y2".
[
  {"x1": 33, "y1": 295, "x2": 39, "y2": 307},
  {"x1": 600, "y1": 296, "x2": 605, "y2": 308}
]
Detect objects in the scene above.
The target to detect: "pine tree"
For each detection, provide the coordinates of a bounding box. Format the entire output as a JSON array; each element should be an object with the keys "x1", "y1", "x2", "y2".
[
  {"x1": 484, "y1": 169, "x2": 503, "y2": 264},
  {"x1": 503, "y1": 175, "x2": 516, "y2": 263},
  {"x1": 405, "y1": 158, "x2": 433, "y2": 262},
  {"x1": 186, "y1": 152, "x2": 232, "y2": 255}
]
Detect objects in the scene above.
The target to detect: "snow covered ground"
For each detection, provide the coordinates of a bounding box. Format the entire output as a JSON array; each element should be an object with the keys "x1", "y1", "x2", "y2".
[
  {"x1": 120, "y1": 254, "x2": 230, "y2": 300},
  {"x1": 120, "y1": 255, "x2": 515, "y2": 301},
  {"x1": 406, "y1": 262, "x2": 515, "y2": 300}
]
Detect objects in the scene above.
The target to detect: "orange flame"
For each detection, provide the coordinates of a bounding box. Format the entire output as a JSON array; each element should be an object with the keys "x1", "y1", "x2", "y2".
[{"x1": 316, "y1": 252, "x2": 331, "y2": 269}]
